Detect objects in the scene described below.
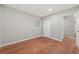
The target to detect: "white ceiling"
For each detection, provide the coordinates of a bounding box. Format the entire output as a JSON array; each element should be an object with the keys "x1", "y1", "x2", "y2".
[{"x1": 4, "y1": 4, "x2": 78, "y2": 17}]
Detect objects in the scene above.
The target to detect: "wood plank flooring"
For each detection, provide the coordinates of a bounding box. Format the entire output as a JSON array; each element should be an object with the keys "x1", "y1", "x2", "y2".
[{"x1": 0, "y1": 37, "x2": 79, "y2": 54}]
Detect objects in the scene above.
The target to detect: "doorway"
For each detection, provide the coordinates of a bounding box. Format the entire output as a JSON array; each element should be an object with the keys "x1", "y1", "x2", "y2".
[
  {"x1": 64, "y1": 14, "x2": 76, "y2": 39},
  {"x1": 43, "y1": 20, "x2": 51, "y2": 38}
]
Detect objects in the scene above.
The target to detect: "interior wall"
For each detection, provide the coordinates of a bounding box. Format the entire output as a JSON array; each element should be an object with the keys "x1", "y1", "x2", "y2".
[
  {"x1": 64, "y1": 15, "x2": 76, "y2": 37},
  {"x1": 1, "y1": 5, "x2": 42, "y2": 46},
  {"x1": 42, "y1": 7, "x2": 78, "y2": 41}
]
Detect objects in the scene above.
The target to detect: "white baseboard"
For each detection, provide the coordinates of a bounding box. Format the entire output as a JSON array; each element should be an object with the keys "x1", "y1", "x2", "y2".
[
  {"x1": 50, "y1": 38, "x2": 63, "y2": 42},
  {"x1": 0, "y1": 36, "x2": 41, "y2": 48},
  {"x1": 0, "y1": 36, "x2": 63, "y2": 48},
  {"x1": 42, "y1": 36, "x2": 63, "y2": 42},
  {"x1": 43, "y1": 36, "x2": 63, "y2": 42}
]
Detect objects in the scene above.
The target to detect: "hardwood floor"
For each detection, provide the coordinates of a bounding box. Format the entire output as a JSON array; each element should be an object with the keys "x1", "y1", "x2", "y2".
[{"x1": 0, "y1": 36, "x2": 79, "y2": 54}]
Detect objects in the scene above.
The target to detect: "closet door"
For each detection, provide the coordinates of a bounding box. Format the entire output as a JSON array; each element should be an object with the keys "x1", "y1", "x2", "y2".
[
  {"x1": 43, "y1": 20, "x2": 51, "y2": 38},
  {"x1": 76, "y1": 10, "x2": 79, "y2": 48},
  {"x1": 51, "y1": 16, "x2": 64, "y2": 41}
]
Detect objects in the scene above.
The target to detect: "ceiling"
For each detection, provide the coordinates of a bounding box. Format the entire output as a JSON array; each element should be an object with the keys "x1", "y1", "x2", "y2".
[{"x1": 4, "y1": 4, "x2": 78, "y2": 17}]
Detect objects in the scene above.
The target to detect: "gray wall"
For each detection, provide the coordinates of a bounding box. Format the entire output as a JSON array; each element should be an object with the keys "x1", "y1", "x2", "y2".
[
  {"x1": 1, "y1": 5, "x2": 42, "y2": 45},
  {"x1": 42, "y1": 7, "x2": 78, "y2": 41}
]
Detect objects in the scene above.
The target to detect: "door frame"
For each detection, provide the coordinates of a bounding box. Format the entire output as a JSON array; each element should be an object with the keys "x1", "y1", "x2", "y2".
[
  {"x1": 75, "y1": 10, "x2": 79, "y2": 48},
  {"x1": 61, "y1": 13, "x2": 76, "y2": 39}
]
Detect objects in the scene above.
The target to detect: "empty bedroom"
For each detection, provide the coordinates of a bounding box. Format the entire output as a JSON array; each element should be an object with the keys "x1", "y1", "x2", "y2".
[{"x1": 0, "y1": 4, "x2": 79, "y2": 54}]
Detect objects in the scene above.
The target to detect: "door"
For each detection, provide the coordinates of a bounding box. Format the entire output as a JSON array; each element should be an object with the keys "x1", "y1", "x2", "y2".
[
  {"x1": 64, "y1": 15, "x2": 75, "y2": 38},
  {"x1": 43, "y1": 20, "x2": 51, "y2": 38},
  {"x1": 76, "y1": 10, "x2": 79, "y2": 48},
  {"x1": 51, "y1": 16, "x2": 64, "y2": 41}
]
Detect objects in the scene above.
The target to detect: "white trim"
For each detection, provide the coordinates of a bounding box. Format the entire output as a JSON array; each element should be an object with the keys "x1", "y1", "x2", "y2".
[
  {"x1": 0, "y1": 36, "x2": 41, "y2": 48},
  {"x1": 42, "y1": 35, "x2": 63, "y2": 42},
  {"x1": 76, "y1": 10, "x2": 79, "y2": 48},
  {"x1": 51, "y1": 38, "x2": 63, "y2": 42}
]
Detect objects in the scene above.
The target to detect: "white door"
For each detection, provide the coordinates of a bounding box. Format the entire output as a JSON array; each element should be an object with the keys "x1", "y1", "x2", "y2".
[
  {"x1": 43, "y1": 20, "x2": 51, "y2": 38},
  {"x1": 64, "y1": 15, "x2": 75, "y2": 38},
  {"x1": 76, "y1": 10, "x2": 79, "y2": 48},
  {"x1": 51, "y1": 16, "x2": 64, "y2": 41}
]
